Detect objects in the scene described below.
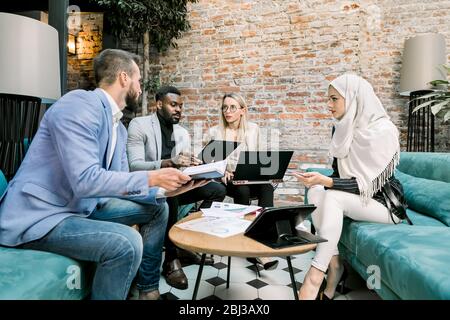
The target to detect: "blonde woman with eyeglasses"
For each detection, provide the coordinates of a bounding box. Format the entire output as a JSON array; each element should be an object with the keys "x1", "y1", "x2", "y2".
[{"x1": 205, "y1": 93, "x2": 278, "y2": 270}]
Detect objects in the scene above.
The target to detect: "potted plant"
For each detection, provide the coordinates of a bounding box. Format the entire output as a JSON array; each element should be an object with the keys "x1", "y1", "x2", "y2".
[
  {"x1": 413, "y1": 64, "x2": 450, "y2": 122},
  {"x1": 90, "y1": 0, "x2": 197, "y2": 116}
]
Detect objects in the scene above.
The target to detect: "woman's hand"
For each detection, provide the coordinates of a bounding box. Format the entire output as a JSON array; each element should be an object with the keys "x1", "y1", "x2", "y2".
[
  {"x1": 221, "y1": 170, "x2": 234, "y2": 184},
  {"x1": 293, "y1": 171, "x2": 333, "y2": 188}
]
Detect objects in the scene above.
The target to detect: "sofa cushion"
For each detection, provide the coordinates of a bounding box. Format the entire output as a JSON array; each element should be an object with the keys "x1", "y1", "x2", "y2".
[
  {"x1": 0, "y1": 246, "x2": 92, "y2": 299},
  {"x1": 397, "y1": 152, "x2": 450, "y2": 183},
  {"x1": 340, "y1": 221, "x2": 450, "y2": 299},
  {"x1": 396, "y1": 170, "x2": 450, "y2": 227},
  {"x1": 406, "y1": 209, "x2": 447, "y2": 227}
]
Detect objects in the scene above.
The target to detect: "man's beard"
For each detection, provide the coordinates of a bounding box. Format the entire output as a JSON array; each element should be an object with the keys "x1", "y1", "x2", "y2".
[
  {"x1": 170, "y1": 113, "x2": 181, "y2": 124},
  {"x1": 125, "y1": 88, "x2": 140, "y2": 113},
  {"x1": 161, "y1": 108, "x2": 181, "y2": 124}
]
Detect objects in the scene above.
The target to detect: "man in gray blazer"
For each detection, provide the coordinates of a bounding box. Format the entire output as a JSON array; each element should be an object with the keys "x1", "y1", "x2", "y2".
[
  {"x1": 0, "y1": 49, "x2": 207, "y2": 300},
  {"x1": 127, "y1": 86, "x2": 226, "y2": 290}
]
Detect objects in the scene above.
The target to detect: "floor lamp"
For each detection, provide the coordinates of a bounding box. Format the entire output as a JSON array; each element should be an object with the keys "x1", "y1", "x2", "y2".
[
  {"x1": 399, "y1": 33, "x2": 446, "y2": 152},
  {"x1": 0, "y1": 13, "x2": 61, "y2": 181}
]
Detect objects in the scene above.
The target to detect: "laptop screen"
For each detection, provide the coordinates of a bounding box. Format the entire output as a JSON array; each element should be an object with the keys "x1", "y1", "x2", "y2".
[
  {"x1": 198, "y1": 140, "x2": 240, "y2": 164},
  {"x1": 233, "y1": 151, "x2": 293, "y2": 181}
]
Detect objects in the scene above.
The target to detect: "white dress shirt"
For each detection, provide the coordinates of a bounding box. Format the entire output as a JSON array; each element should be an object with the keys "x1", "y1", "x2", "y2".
[{"x1": 100, "y1": 89, "x2": 123, "y2": 168}]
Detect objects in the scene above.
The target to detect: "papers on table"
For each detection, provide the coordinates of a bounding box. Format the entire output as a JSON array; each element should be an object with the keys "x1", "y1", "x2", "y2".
[
  {"x1": 201, "y1": 202, "x2": 262, "y2": 218},
  {"x1": 175, "y1": 216, "x2": 252, "y2": 238},
  {"x1": 176, "y1": 202, "x2": 262, "y2": 237}
]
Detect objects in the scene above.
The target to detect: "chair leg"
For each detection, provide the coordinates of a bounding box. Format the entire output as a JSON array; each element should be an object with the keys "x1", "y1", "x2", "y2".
[
  {"x1": 255, "y1": 263, "x2": 261, "y2": 278},
  {"x1": 226, "y1": 256, "x2": 231, "y2": 288}
]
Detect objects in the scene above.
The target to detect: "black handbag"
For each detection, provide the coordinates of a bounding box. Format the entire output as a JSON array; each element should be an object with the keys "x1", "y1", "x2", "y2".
[{"x1": 381, "y1": 182, "x2": 412, "y2": 225}]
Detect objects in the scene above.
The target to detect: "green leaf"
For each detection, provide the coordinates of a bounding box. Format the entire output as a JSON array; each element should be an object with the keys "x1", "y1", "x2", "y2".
[
  {"x1": 444, "y1": 110, "x2": 450, "y2": 122},
  {"x1": 408, "y1": 92, "x2": 440, "y2": 104},
  {"x1": 412, "y1": 100, "x2": 437, "y2": 113},
  {"x1": 430, "y1": 80, "x2": 449, "y2": 86},
  {"x1": 431, "y1": 99, "x2": 450, "y2": 114}
]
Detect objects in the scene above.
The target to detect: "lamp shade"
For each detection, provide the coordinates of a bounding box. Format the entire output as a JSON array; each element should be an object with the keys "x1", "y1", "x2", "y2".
[
  {"x1": 399, "y1": 33, "x2": 446, "y2": 96},
  {"x1": 0, "y1": 12, "x2": 61, "y2": 103}
]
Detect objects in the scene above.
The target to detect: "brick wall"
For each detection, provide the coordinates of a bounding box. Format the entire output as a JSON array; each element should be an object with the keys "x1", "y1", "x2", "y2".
[
  {"x1": 67, "y1": 12, "x2": 103, "y2": 91},
  {"x1": 137, "y1": 0, "x2": 450, "y2": 202}
]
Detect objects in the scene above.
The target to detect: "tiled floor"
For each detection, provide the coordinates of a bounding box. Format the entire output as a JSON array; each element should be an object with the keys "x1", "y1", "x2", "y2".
[{"x1": 148, "y1": 252, "x2": 381, "y2": 300}]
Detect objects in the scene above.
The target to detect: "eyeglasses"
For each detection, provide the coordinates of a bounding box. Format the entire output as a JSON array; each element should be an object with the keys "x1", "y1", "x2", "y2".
[{"x1": 222, "y1": 105, "x2": 242, "y2": 113}]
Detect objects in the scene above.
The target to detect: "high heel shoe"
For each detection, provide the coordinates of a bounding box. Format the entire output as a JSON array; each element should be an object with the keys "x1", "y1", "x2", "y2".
[
  {"x1": 318, "y1": 265, "x2": 348, "y2": 300},
  {"x1": 315, "y1": 279, "x2": 328, "y2": 300},
  {"x1": 336, "y1": 266, "x2": 349, "y2": 294}
]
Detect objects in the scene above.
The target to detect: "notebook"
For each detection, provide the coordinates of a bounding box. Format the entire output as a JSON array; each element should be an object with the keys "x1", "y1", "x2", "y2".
[
  {"x1": 182, "y1": 159, "x2": 227, "y2": 180},
  {"x1": 231, "y1": 151, "x2": 294, "y2": 185},
  {"x1": 244, "y1": 205, "x2": 327, "y2": 249},
  {"x1": 198, "y1": 140, "x2": 240, "y2": 164}
]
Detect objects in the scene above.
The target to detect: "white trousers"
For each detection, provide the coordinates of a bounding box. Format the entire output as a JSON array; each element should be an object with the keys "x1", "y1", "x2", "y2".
[{"x1": 307, "y1": 186, "x2": 399, "y2": 273}]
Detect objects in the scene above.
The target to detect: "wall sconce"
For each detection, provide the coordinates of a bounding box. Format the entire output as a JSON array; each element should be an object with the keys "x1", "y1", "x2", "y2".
[{"x1": 67, "y1": 33, "x2": 76, "y2": 55}]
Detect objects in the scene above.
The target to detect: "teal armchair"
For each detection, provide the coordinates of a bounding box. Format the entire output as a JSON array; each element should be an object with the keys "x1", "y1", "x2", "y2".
[{"x1": 304, "y1": 152, "x2": 450, "y2": 300}]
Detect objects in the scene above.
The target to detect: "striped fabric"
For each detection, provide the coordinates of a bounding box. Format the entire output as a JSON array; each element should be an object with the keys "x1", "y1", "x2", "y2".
[{"x1": 326, "y1": 158, "x2": 404, "y2": 221}]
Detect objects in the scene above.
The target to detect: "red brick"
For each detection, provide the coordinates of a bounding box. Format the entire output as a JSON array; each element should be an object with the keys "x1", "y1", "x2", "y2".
[
  {"x1": 280, "y1": 114, "x2": 304, "y2": 120},
  {"x1": 287, "y1": 92, "x2": 309, "y2": 97},
  {"x1": 259, "y1": 114, "x2": 276, "y2": 120},
  {"x1": 286, "y1": 106, "x2": 308, "y2": 113},
  {"x1": 227, "y1": 58, "x2": 244, "y2": 65},
  {"x1": 306, "y1": 113, "x2": 329, "y2": 120},
  {"x1": 342, "y1": 49, "x2": 353, "y2": 55},
  {"x1": 242, "y1": 31, "x2": 257, "y2": 38},
  {"x1": 298, "y1": 53, "x2": 316, "y2": 58},
  {"x1": 202, "y1": 29, "x2": 216, "y2": 35}
]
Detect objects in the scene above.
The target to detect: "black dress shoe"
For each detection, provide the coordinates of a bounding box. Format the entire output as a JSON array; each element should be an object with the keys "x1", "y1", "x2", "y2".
[
  {"x1": 177, "y1": 248, "x2": 214, "y2": 265},
  {"x1": 162, "y1": 259, "x2": 188, "y2": 290}
]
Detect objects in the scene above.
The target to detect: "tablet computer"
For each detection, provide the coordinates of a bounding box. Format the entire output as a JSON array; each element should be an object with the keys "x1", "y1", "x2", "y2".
[{"x1": 244, "y1": 205, "x2": 327, "y2": 249}]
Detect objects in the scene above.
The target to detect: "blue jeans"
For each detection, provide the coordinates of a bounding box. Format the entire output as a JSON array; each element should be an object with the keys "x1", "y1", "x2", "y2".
[{"x1": 23, "y1": 199, "x2": 168, "y2": 300}]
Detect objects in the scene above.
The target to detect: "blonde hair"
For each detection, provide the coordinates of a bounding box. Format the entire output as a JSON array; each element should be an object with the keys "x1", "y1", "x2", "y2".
[{"x1": 218, "y1": 93, "x2": 249, "y2": 144}]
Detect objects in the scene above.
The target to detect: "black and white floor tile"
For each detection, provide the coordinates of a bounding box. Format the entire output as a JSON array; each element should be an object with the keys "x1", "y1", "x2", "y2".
[{"x1": 152, "y1": 251, "x2": 381, "y2": 300}]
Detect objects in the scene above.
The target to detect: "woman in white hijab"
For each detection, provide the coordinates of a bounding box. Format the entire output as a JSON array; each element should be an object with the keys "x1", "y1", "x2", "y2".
[{"x1": 294, "y1": 74, "x2": 404, "y2": 300}]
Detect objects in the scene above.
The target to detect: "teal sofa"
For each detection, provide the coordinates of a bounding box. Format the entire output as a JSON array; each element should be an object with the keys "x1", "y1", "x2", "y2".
[
  {"x1": 306, "y1": 152, "x2": 450, "y2": 300},
  {"x1": 0, "y1": 170, "x2": 93, "y2": 299}
]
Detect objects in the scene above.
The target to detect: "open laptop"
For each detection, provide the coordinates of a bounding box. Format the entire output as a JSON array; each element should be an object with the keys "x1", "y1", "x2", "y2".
[
  {"x1": 232, "y1": 151, "x2": 293, "y2": 185},
  {"x1": 244, "y1": 205, "x2": 327, "y2": 249},
  {"x1": 198, "y1": 140, "x2": 240, "y2": 164}
]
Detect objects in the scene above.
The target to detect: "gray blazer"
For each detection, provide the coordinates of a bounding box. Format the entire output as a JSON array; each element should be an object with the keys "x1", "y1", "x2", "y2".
[{"x1": 127, "y1": 113, "x2": 191, "y2": 171}]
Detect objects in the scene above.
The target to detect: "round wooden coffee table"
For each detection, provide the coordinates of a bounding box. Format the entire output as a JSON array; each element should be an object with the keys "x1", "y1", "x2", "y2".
[{"x1": 169, "y1": 212, "x2": 317, "y2": 300}]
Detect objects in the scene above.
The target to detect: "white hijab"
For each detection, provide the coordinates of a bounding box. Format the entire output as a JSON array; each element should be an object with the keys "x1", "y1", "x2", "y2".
[{"x1": 329, "y1": 74, "x2": 400, "y2": 204}]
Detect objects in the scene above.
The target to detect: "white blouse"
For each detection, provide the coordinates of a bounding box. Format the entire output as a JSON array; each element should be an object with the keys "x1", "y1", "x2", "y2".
[{"x1": 205, "y1": 122, "x2": 263, "y2": 171}]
